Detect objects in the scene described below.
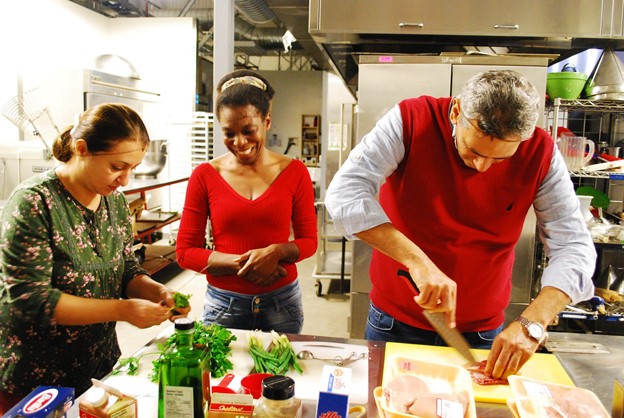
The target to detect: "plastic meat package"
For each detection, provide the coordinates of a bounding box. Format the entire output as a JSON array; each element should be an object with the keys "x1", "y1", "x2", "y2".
[{"x1": 507, "y1": 375, "x2": 609, "y2": 418}]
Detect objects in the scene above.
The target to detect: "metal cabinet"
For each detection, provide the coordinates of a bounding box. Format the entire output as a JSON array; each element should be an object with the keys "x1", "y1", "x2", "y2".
[{"x1": 311, "y1": 0, "x2": 606, "y2": 38}]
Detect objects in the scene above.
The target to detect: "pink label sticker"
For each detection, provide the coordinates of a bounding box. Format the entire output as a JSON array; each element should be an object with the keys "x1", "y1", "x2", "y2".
[{"x1": 378, "y1": 56, "x2": 394, "y2": 63}]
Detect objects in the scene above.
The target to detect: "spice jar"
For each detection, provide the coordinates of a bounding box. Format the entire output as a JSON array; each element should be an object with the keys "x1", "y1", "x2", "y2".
[{"x1": 251, "y1": 375, "x2": 302, "y2": 418}]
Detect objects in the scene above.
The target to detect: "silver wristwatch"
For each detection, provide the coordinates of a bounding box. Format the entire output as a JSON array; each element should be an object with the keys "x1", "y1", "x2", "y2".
[{"x1": 515, "y1": 316, "x2": 548, "y2": 345}]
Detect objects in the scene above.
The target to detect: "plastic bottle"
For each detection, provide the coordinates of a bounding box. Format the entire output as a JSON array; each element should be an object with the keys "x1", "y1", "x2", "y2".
[
  {"x1": 251, "y1": 375, "x2": 302, "y2": 418},
  {"x1": 158, "y1": 318, "x2": 210, "y2": 418}
]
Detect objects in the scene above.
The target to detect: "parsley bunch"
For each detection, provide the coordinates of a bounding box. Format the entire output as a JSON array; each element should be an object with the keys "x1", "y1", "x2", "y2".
[{"x1": 113, "y1": 322, "x2": 237, "y2": 381}]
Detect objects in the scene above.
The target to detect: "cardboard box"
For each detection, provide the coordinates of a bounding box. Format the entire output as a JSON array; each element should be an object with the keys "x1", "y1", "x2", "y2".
[
  {"x1": 315, "y1": 365, "x2": 352, "y2": 418},
  {"x1": 208, "y1": 393, "x2": 254, "y2": 418},
  {"x1": 78, "y1": 379, "x2": 137, "y2": 418},
  {"x1": 1, "y1": 386, "x2": 74, "y2": 418}
]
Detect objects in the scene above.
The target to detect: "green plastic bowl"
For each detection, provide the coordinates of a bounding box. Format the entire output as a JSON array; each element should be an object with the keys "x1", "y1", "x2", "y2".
[{"x1": 547, "y1": 72, "x2": 588, "y2": 99}]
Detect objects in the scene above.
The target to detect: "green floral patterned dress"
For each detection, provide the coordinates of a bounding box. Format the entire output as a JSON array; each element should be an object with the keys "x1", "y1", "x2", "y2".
[{"x1": 0, "y1": 169, "x2": 148, "y2": 397}]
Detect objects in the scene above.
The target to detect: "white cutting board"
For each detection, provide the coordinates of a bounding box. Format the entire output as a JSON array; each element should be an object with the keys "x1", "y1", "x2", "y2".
[
  {"x1": 227, "y1": 330, "x2": 369, "y2": 405},
  {"x1": 287, "y1": 341, "x2": 369, "y2": 405}
]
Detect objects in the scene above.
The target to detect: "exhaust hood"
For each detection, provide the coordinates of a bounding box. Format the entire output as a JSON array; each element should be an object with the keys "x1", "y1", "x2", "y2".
[{"x1": 308, "y1": 0, "x2": 624, "y2": 95}]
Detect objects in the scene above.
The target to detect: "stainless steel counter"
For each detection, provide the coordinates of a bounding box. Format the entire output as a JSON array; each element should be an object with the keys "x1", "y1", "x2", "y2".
[{"x1": 549, "y1": 331, "x2": 624, "y2": 409}]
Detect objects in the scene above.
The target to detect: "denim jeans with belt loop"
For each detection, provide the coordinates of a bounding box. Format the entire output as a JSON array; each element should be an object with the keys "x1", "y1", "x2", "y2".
[
  {"x1": 202, "y1": 281, "x2": 304, "y2": 334},
  {"x1": 365, "y1": 302, "x2": 503, "y2": 348}
]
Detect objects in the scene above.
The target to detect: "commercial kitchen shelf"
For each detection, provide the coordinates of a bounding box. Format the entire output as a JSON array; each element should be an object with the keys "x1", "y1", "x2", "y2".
[
  {"x1": 547, "y1": 97, "x2": 624, "y2": 179},
  {"x1": 138, "y1": 244, "x2": 178, "y2": 276},
  {"x1": 547, "y1": 98, "x2": 624, "y2": 113}
]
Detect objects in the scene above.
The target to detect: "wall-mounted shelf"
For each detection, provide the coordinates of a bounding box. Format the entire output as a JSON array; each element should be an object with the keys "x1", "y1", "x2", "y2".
[{"x1": 301, "y1": 114, "x2": 321, "y2": 167}]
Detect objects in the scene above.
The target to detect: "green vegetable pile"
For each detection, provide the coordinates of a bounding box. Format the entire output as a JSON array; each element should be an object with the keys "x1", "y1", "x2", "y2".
[
  {"x1": 113, "y1": 322, "x2": 237, "y2": 381},
  {"x1": 248, "y1": 330, "x2": 303, "y2": 375}
]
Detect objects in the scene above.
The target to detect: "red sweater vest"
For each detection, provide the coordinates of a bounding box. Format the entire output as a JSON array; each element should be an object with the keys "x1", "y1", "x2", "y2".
[{"x1": 369, "y1": 96, "x2": 554, "y2": 332}]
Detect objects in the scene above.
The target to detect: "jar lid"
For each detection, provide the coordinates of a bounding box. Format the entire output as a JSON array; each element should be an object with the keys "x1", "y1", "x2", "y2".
[
  {"x1": 174, "y1": 317, "x2": 194, "y2": 331},
  {"x1": 84, "y1": 386, "x2": 108, "y2": 408},
  {"x1": 261, "y1": 375, "x2": 295, "y2": 400}
]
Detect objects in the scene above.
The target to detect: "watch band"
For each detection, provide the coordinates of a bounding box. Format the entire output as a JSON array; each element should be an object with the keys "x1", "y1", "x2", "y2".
[{"x1": 515, "y1": 315, "x2": 548, "y2": 345}]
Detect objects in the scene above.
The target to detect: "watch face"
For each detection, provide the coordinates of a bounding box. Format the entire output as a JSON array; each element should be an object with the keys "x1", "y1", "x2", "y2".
[{"x1": 527, "y1": 322, "x2": 543, "y2": 339}]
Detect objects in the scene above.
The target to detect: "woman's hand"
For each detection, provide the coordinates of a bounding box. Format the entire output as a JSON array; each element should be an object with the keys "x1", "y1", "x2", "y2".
[
  {"x1": 121, "y1": 299, "x2": 176, "y2": 329},
  {"x1": 158, "y1": 288, "x2": 191, "y2": 321},
  {"x1": 234, "y1": 245, "x2": 287, "y2": 285}
]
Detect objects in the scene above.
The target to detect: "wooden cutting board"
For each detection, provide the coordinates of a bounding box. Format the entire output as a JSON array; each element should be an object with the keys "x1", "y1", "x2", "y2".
[{"x1": 383, "y1": 342, "x2": 574, "y2": 404}]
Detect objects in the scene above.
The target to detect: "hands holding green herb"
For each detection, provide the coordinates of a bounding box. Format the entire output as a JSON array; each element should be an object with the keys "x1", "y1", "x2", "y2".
[{"x1": 158, "y1": 291, "x2": 192, "y2": 320}]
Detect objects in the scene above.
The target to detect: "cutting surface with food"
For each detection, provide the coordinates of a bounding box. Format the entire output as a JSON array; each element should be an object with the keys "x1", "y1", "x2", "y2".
[{"x1": 383, "y1": 342, "x2": 574, "y2": 404}]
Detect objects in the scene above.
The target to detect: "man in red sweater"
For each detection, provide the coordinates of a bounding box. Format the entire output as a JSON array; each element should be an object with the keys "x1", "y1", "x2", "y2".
[{"x1": 325, "y1": 70, "x2": 595, "y2": 379}]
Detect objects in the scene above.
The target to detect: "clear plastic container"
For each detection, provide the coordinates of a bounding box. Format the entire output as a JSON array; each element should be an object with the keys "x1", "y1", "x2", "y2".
[{"x1": 251, "y1": 375, "x2": 302, "y2": 418}]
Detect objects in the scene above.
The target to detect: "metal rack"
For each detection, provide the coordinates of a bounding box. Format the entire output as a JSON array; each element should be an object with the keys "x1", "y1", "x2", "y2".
[
  {"x1": 546, "y1": 98, "x2": 624, "y2": 182},
  {"x1": 1, "y1": 89, "x2": 59, "y2": 159},
  {"x1": 545, "y1": 98, "x2": 624, "y2": 335},
  {"x1": 312, "y1": 202, "x2": 352, "y2": 297},
  {"x1": 187, "y1": 112, "x2": 214, "y2": 168}
]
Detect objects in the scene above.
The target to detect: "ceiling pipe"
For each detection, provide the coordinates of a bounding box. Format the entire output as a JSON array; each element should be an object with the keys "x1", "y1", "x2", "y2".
[
  {"x1": 150, "y1": 8, "x2": 286, "y2": 50},
  {"x1": 234, "y1": 0, "x2": 277, "y2": 25}
]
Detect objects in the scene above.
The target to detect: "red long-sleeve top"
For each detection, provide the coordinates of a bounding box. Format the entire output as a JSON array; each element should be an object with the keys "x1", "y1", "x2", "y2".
[{"x1": 176, "y1": 159, "x2": 318, "y2": 294}]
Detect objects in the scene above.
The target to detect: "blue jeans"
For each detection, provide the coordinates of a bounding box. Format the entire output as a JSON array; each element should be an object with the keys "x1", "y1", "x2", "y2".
[
  {"x1": 202, "y1": 281, "x2": 304, "y2": 334},
  {"x1": 365, "y1": 303, "x2": 503, "y2": 349}
]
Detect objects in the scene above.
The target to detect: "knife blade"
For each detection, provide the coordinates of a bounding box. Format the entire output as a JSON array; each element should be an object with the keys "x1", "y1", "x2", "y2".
[
  {"x1": 397, "y1": 269, "x2": 478, "y2": 365},
  {"x1": 422, "y1": 310, "x2": 478, "y2": 365}
]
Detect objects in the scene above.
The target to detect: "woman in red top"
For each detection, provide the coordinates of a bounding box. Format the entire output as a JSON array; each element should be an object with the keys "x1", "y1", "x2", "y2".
[{"x1": 176, "y1": 69, "x2": 317, "y2": 333}]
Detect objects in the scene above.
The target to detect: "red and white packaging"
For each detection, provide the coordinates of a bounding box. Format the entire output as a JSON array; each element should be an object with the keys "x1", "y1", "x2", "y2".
[
  {"x1": 208, "y1": 393, "x2": 254, "y2": 418},
  {"x1": 78, "y1": 379, "x2": 137, "y2": 418}
]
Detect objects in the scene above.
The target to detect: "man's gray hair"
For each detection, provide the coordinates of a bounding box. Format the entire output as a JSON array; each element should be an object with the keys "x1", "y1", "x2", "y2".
[{"x1": 459, "y1": 70, "x2": 540, "y2": 141}]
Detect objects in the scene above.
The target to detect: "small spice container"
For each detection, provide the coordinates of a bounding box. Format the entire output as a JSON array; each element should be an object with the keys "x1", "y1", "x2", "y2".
[{"x1": 251, "y1": 375, "x2": 301, "y2": 418}]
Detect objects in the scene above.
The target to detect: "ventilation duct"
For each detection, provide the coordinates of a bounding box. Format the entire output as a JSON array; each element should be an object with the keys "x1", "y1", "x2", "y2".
[{"x1": 235, "y1": 0, "x2": 277, "y2": 25}]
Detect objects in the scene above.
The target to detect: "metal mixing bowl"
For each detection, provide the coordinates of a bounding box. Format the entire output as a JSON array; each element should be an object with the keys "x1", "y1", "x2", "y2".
[{"x1": 133, "y1": 139, "x2": 167, "y2": 178}]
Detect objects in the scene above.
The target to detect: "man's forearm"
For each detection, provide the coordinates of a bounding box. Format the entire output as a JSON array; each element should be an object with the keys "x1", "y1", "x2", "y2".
[{"x1": 520, "y1": 286, "x2": 571, "y2": 327}]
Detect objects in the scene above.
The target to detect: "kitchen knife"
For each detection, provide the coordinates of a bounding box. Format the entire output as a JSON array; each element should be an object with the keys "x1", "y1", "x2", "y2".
[{"x1": 397, "y1": 269, "x2": 478, "y2": 365}]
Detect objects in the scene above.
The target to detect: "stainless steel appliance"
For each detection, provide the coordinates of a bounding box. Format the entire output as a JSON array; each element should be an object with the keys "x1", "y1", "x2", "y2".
[
  {"x1": 83, "y1": 68, "x2": 160, "y2": 116},
  {"x1": 349, "y1": 54, "x2": 549, "y2": 338}
]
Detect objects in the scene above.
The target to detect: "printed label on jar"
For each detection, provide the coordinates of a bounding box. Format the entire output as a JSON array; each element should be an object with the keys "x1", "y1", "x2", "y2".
[{"x1": 164, "y1": 386, "x2": 194, "y2": 418}]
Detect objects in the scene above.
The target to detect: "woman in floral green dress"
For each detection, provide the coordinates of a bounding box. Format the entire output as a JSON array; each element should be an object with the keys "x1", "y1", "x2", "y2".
[{"x1": 0, "y1": 103, "x2": 189, "y2": 412}]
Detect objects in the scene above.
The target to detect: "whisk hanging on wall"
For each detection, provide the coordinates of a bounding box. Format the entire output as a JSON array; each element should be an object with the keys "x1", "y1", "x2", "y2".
[{"x1": 1, "y1": 89, "x2": 59, "y2": 160}]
